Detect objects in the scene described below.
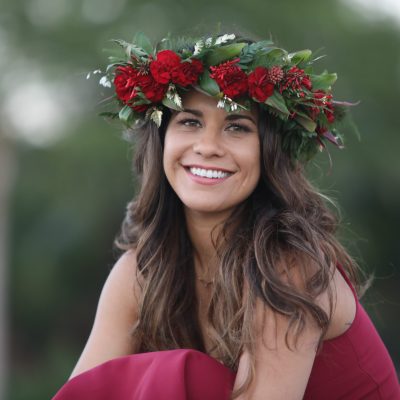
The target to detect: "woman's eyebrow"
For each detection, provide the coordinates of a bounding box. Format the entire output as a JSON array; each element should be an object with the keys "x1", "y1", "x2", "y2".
[
  {"x1": 178, "y1": 109, "x2": 256, "y2": 125},
  {"x1": 180, "y1": 108, "x2": 203, "y2": 117},
  {"x1": 225, "y1": 114, "x2": 256, "y2": 125}
]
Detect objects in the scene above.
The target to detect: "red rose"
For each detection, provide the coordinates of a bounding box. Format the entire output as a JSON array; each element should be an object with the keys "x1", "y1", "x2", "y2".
[
  {"x1": 248, "y1": 67, "x2": 275, "y2": 102},
  {"x1": 172, "y1": 58, "x2": 204, "y2": 87},
  {"x1": 280, "y1": 66, "x2": 312, "y2": 96},
  {"x1": 210, "y1": 58, "x2": 248, "y2": 98},
  {"x1": 150, "y1": 50, "x2": 181, "y2": 84}
]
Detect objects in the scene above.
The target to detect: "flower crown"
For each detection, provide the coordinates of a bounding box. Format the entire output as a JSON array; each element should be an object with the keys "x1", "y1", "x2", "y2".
[{"x1": 94, "y1": 32, "x2": 355, "y2": 161}]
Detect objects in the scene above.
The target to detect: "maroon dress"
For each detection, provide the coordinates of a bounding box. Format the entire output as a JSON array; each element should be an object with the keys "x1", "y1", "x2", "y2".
[{"x1": 53, "y1": 266, "x2": 400, "y2": 400}]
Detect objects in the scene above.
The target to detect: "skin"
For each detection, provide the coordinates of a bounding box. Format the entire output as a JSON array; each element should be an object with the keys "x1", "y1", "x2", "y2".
[
  {"x1": 163, "y1": 90, "x2": 260, "y2": 276},
  {"x1": 70, "y1": 90, "x2": 357, "y2": 399}
]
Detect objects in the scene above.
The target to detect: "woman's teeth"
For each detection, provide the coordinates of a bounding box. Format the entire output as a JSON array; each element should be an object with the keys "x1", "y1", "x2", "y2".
[{"x1": 189, "y1": 167, "x2": 230, "y2": 179}]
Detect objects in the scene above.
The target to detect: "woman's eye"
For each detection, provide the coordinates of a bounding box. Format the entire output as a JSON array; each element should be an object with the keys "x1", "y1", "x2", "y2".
[
  {"x1": 226, "y1": 123, "x2": 251, "y2": 133},
  {"x1": 178, "y1": 118, "x2": 201, "y2": 127}
]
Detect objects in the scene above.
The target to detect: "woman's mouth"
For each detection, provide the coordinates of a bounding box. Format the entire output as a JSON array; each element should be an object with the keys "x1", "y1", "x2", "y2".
[
  {"x1": 188, "y1": 167, "x2": 231, "y2": 179},
  {"x1": 184, "y1": 165, "x2": 234, "y2": 185}
]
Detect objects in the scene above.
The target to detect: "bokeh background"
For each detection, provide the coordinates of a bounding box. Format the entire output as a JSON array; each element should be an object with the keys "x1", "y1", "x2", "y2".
[{"x1": 1, "y1": 0, "x2": 399, "y2": 398}]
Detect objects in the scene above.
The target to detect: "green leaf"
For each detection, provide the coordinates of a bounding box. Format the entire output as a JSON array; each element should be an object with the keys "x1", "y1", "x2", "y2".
[
  {"x1": 150, "y1": 109, "x2": 163, "y2": 127},
  {"x1": 132, "y1": 32, "x2": 153, "y2": 55},
  {"x1": 197, "y1": 71, "x2": 220, "y2": 96},
  {"x1": 112, "y1": 39, "x2": 148, "y2": 59},
  {"x1": 105, "y1": 62, "x2": 126, "y2": 73},
  {"x1": 162, "y1": 96, "x2": 183, "y2": 111},
  {"x1": 99, "y1": 111, "x2": 119, "y2": 119},
  {"x1": 251, "y1": 47, "x2": 287, "y2": 68},
  {"x1": 205, "y1": 43, "x2": 246, "y2": 66},
  {"x1": 239, "y1": 41, "x2": 275, "y2": 64},
  {"x1": 289, "y1": 49, "x2": 312, "y2": 65},
  {"x1": 119, "y1": 105, "x2": 133, "y2": 124},
  {"x1": 311, "y1": 71, "x2": 337, "y2": 91},
  {"x1": 295, "y1": 114, "x2": 317, "y2": 132},
  {"x1": 265, "y1": 91, "x2": 290, "y2": 116}
]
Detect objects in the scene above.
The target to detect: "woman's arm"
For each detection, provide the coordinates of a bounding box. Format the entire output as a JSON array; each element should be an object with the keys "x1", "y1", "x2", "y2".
[
  {"x1": 234, "y1": 262, "x2": 355, "y2": 399},
  {"x1": 69, "y1": 250, "x2": 140, "y2": 379},
  {"x1": 234, "y1": 298, "x2": 321, "y2": 400}
]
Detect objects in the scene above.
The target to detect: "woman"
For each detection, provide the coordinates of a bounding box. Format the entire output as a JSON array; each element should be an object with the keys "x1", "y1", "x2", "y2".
[{"x1": 53, "y1": 33, "x2": 399, "y2": 399}]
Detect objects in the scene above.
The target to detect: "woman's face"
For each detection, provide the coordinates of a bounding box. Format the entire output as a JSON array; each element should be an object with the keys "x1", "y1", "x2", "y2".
[{"x1": 163, "y1": 90, "x2": 260, "y2": 217}]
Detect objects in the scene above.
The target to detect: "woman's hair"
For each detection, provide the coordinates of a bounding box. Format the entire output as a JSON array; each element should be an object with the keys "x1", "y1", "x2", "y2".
[{"x1": 115, "y1": 105, "x2": 363, "y2": 397}]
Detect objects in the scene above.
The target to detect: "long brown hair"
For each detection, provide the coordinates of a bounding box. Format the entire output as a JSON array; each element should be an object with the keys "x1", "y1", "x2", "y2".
[{"x1": 115, "y1": 106, "x2": 363, "y2": 396}]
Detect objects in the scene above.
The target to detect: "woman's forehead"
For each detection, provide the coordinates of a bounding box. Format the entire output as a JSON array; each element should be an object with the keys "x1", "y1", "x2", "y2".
[{"x1": 180, "y1": 89, "x2": 258, "y2": 119}]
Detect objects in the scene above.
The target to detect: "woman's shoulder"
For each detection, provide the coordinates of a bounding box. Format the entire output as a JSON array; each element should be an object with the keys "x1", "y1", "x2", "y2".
[
  {"x1": 321, "y1": 265, "x2": 357, "y2": 340},
  {"x1": 102, "y1": 249, "x2": 142, "y2": 313},
  {"x1": 276, "y1": 256, "x2": 357, "y2": 340},
  {"x1": 111, "y1": 249, "x2": 139, "y2": 284}
]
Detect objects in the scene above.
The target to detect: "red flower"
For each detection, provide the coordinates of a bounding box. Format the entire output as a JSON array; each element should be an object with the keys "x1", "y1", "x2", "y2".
[
  {"x1": 248, "y1": 67, "x2": 275, "y2": 102},
  {"x1": 114, "y1": 65, "x2": 167, "y2": 112},
  {"x1": 114, "y1": 65, "x2": 139, "y2": 104},
  {"x1": 325, "y1": 103, "x2": 335, "y2": 124},
  {"x1": 280, "y1": 66, "x2": 312, "y2": 97},
  {"x1": 172, "y1": 58, "x2": 203, "y2": 87},
  {"x1": 135, "y1": 73, "x2": 167, "y2": 103},
  {"x1": 310, "y1": 90, "x2": 335, "y2": 124},
  {"x1": 316, "y1": 125, "x2": 328, "y2": 135},
  {"x1": 150, "y1": 50, "x2": 181, "y2": 84},
  {"x1": 210, "y1": 58, "x2": 248, "y2": 98}
]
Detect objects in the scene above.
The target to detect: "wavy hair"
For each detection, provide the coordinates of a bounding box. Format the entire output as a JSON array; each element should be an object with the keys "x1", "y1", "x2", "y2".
[{"x1": 115, "y1": 106, "x2": 363, "y2": 397}]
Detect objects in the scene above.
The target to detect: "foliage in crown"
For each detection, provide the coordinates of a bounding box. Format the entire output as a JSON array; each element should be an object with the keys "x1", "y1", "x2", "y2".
[{"x1": 93, "y1": 32, "x2": 355, "y2": 161}]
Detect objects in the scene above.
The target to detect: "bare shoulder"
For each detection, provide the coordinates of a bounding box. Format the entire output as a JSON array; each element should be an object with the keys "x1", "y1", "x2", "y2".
[
  {"x1": 102, "y1": 249, "x2": 141, "y2": 306},
  {"x1": 323, "y1": 266, "x2": 357, "y2": 340},
  {"x1": 273, "y1": 255, "x2": 357, "y2": 340},
  {"x1": 69, "y1": 249, "x2": 141, "y2": 378}
]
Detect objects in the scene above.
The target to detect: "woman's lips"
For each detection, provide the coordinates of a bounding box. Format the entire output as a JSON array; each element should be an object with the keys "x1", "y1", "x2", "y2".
[{"x1": 184, "y1": 165, "x2": 234, "y2": 185}]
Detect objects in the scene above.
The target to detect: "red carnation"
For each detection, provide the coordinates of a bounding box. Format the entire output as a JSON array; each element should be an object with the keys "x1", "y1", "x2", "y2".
[
  {"x1": 150, "y1": 50, "x2": 181, "y2": 84},
  {"x1": 280, "y1": 66, "x2": 312, "y2": 97},
  {"x1": 135, "y1": 73, "x2": 167, "y2": 103},
  {"x1": 172, "y1": 58, "x2": 204, "y2": 87},
  {"x1": 114, "y1": 65, "x2": 139, "y2": 104},
  {"x1": 248, "y1": 67, "x2": 275, "y2": 102},
  {"x1": 210, "y1": 58, "x2": 248, "y2": 98},
  {"x1": 114, "y1": 65, "x2": 167, "y2": 112}
]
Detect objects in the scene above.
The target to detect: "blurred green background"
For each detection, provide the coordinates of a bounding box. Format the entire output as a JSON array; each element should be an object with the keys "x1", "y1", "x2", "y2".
[{"x1": 1, "y1": 0, "x2": 399, "y2": 398}]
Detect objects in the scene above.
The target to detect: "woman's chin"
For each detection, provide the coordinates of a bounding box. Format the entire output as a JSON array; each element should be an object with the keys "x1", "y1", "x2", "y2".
[{"x1": 182, "y1": 200, "x2": 233, "y2": 218}]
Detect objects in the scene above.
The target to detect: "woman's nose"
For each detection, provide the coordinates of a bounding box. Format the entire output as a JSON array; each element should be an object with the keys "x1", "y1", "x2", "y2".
[{"x1": 192, "y1": 127, "x2": 225, "y2": 158}]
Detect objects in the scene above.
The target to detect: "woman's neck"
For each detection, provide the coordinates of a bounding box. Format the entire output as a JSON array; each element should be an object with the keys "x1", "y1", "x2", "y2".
[{"x1": 184, "y1": 209, "x2": 228, "y2": 276}]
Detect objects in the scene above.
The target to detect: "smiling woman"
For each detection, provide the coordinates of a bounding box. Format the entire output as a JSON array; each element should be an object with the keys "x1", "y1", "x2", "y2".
[
  {"x1": 52, "y1": 32, "x2": 400, "y2": 400},
  {"x1": 163, "y1": 90, "x2": 260, "y2": 216}
]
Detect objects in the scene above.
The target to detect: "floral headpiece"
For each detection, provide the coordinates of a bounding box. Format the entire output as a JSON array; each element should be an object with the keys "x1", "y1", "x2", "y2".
[{"x1": 93, "y1": 32, "x2": 355, "y2": 161}]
